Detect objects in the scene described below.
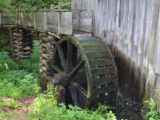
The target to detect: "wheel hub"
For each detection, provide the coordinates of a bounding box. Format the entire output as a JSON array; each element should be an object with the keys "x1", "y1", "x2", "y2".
[{"x1": 51, "y1": 72, "x2": 70, "y2": 87}]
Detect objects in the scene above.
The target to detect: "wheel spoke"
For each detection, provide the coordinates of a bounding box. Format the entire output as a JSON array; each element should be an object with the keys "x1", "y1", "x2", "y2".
[
  {"x1": 66, "y1": 40, "x2": 73, "y2": 72},
  {"x1": 57, "y1": 45, "x2": 67, "y2": 71},
  {"x1": 69, "y1": 85, "x2": 79, "y2": 106},
  {"x1": 69, "y1": 60, "x2": 84, "y2": 77},
  {"x1": 70, "y1": 81, "x2": 88, "y2": 98},
  {"x1": 50, "y1": 64, "x2": 63, "y2": 73}
]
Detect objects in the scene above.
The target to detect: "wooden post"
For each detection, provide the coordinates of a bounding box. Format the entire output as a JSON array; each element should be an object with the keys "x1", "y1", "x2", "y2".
[
  {"x1": 58, "y1": 2, "x2": 62, "y2": 11},
  {"x1": 50, "y1": 4, "x2": 54, "y2": 11}
]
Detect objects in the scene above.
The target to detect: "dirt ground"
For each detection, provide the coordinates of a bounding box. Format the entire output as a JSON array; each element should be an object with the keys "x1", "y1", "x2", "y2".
[{"x1": 1, "y1": 95, "x2": 37, "y2": 120}]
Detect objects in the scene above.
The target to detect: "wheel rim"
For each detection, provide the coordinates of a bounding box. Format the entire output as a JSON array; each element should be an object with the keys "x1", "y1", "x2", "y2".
[{"x1": 50, "y1": 36, "x2": 92, "y2": 107}]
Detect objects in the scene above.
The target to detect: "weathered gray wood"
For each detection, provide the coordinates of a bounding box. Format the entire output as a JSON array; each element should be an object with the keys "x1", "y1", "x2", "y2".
[
  {"x1": 93, "y1": 76, "x2": 117, "y2": 86},
  {"x1": 72, "y1": 0, "x2": 82, "y2": 11},
  {"x1": 35, "y1": 12, "x2": 46, "y2": 31},
  {"x1": 1, "y1": 12, "x2": 17, "y2": 25},
  {"x1": 92, "y1": 68, "x2": 115, "y2": 78},
  {"x1": 0, "y1": 4, "x2": 93, "y2": 34},
  {"x1": 79, "y1": 11, "x2": 92, "y2": 32},
  {"x1": 90, "y1": 59, "x2": 113, "y2": 68},
  {"x1": 46, "y1": 12, "x2": 59, "y2": 33},
  {"x1": 60, "y1": 12, "x2": 72, "y2": 35},
  {"x1": 92, "y1": 85, "x2": 116, "y2": 97},
  {"x1": 72, "y1": 11, "x2": 80, "y2": 30},
  {"x1": 79, "y1": 39, "x2": 102, "y2": 45},
  {"x1": 28, "y1": 12, "x2": 34, "y2": 27},
  {"x1": 83, "y1": 44, "x2": 106, "y2": 52},
  {"x1": 86, "y1": 51, "x2": 110, "y2": 59},
  {"x1": 72, "y1": 10, "x2": 93, "y2": 33},
  {"x1": 18, "y1": 12, "x2": 25, "y2": 25}
]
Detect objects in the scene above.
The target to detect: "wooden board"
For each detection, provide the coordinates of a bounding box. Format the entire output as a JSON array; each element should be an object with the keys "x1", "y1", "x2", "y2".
[
  {"x1": 35, "y1": 12, "x2": 46, "y2": 31},
  {"x1": 46, "y1": 12, "x2": 59, "y2": 33},
  {"x1": 60, "y1": 12, "x2": 72, "y2": 35}
]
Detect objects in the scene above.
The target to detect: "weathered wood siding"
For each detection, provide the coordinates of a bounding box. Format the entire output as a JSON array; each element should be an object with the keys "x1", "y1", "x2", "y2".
[
  {"x1": 77, "y1": 0, "x2": 160, "y2": 111},
  {"x1": 72, "y1": 1, "x2": 93, "y2": 32}
]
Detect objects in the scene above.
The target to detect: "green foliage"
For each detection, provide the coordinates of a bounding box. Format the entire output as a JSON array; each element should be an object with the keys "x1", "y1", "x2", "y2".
[
  {"x1": 1, "y1": 46, "x2": 11, "y2": 53},
  {"x1": 0, "y1": 29, "x2": 11, "y2": 52},
  {"x1": 0, "y1": 40, "x2": 41, "y2": 119},
  {"x1": 29, "y1": 103, "x2": 117, "y2": 120},
  {"x1": 0, "y1": 98, "x2": 21, "y2": 109},
  {"x1": 0, "y1": 41, "x2": 40, "y2": 72},
  {"x1": 0, "y1": 108, "x2": 7, "y2": 119},
  {"x1": 0, "y1": 70, "x2": 40, "y2": 99},
  {"x1": 0, "y1": 52, "x2": 19, "y2": 70},
  {"x1": 0, "y1": 0, "x2": 14, "y2": 12},
  {"x1": 30, "y1": 84, "x2": 58, "y2": 113},
  {"x1": 29, "y1": 85, "x2": 117, "y2": 120},
  {"x1": 0, "y1": 39, "x2": 9, "y2": 46},
  {"x1": 0, "y1": 41, "x2": 40, "y2": 99},
  {"x1": 143, "y1": 98, "x2": 160, "y2": 120},
  {"x1": 52, "y1": 0, "x2": 71, "y2": 6},
  {"x1": 13, "y1": 0, "x2": 44, "y2": 10},
  {"x1": 95, "y1": 104, "x2": 112, "y2": 115},
  {"x1": 0, "y1": 0, "x2": 71, "y2": 11}
]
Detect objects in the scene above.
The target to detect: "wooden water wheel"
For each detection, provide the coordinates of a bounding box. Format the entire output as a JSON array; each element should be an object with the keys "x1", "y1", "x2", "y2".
[{"x1": 48, "y1": 35, "x2": 118, "y2": 108}]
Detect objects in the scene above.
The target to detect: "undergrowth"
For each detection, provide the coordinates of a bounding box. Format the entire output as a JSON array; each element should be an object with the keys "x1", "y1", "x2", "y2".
[
  {"x1": 143, "y1": 98, "x2": 160, "y2": 120},
  {"x1": 28, "y1": 84, "x2": 117, "y2": 120},
  {"x1": 28, "y1": 104, "x2": 117, "y2": 120},
  {"x1": 0, "y1": 41, "x2": 40, "y2": 99},
  {"x1": 0, "y1": 40, "x2": 40, "y2": 119}
]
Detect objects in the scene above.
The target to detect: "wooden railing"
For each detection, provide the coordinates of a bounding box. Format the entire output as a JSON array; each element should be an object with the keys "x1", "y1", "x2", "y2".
[{"x1": 0, "y1": 1, "x2": 93, "y2": 35}]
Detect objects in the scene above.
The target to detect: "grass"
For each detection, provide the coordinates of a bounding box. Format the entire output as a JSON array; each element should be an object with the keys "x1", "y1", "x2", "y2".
[{"x1": 0, "y1": 41, "x2": 40, "y2": 99}]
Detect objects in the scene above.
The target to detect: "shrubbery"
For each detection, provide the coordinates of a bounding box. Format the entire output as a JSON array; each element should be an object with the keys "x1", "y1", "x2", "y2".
[
  {"x1": 0, "y1": 41, "x2": 40, "y2": 99},
  {"x1": 0, "y1": 0, "x2": 71, "y2": 11},
  {"x1": 143, "y1": 98, "x2": 160, "y2": 120},
  {"x1": 28, "y1": 85, "x2": 117, "y2": 120}
]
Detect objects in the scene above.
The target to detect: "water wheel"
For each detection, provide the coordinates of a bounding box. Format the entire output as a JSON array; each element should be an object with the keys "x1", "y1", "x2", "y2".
[{"x1": 49, "y1": 35, "x2": 118, "y2": 108}]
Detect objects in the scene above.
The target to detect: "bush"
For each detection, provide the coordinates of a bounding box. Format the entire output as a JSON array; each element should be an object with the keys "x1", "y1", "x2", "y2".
[
  {"x1": 0, "y1": 40, "x2": 40, "y2": 99},
  {"x1": 0, "y1": 51, "x2": 20, "y2": 70},
  {"x1": 28, "y1": 85, "x2": 117, "y2": 120},
  {"x1": 29, "y1": 103, "x2": 117, "y2": 120},
  {"x1": 0, "y1": 70, "x2": 40, "y2": 99},
  {"x1": 0, "y1": 98, "x2": 21, "y2": 109},
  {"x1": 29, "y1": 84, "x2": 58, "y2": 113},
  {"x1": 143, "y1": 98, "x2": 160, "y2": 120}
]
